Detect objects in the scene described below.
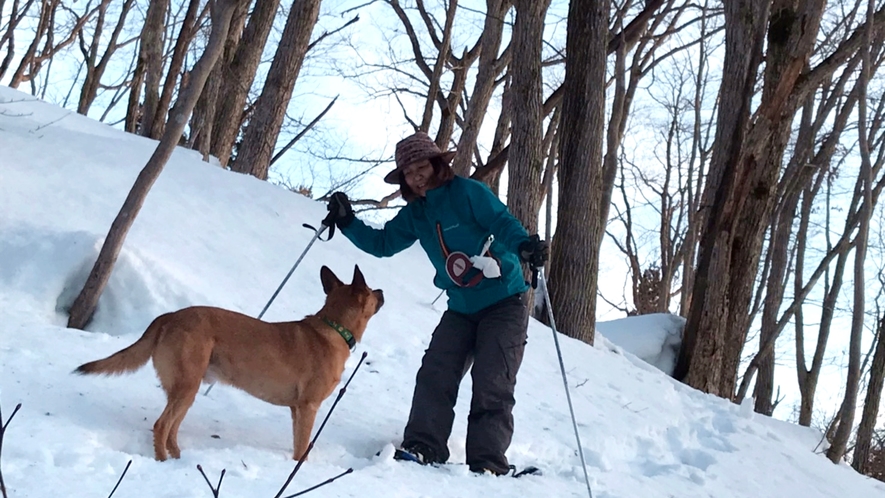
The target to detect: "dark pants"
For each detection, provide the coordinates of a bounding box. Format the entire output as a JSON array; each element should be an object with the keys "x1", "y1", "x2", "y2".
[{"x1": 402, "y1": 294, "x2": 528, "y2": 474}]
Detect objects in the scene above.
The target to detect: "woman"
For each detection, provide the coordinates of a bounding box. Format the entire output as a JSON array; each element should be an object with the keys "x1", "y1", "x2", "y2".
[{"x1": 326, "y1": 131, "x2": 548, "y2": 475}]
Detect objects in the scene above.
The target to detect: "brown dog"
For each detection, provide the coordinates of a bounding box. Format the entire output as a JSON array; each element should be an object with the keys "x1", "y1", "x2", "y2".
[{"x1": 75, "y1": 265, "x2": 383, "y2": 461}]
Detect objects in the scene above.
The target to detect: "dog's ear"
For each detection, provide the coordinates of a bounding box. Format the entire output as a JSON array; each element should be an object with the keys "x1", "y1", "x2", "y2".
[
  {"x1": 320, "y1": 266, "x2": 343, "y2": 295},
  {"x1": 351, "y1": 264, "x2": 367, "y2": 291}
]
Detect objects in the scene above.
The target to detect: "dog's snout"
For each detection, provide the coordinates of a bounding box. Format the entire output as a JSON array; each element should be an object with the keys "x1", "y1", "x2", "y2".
[{"x1": 374, "y1": 289, "x2": 385, "y2": 310}]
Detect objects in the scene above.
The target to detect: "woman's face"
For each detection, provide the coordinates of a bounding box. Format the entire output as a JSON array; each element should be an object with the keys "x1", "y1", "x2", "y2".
[{"x1": 402, "y1": 159, "x2": 437, "y2": 197}]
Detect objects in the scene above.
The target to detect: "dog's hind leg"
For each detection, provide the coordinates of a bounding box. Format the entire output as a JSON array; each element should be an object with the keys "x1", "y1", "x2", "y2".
[
  {"x1": 153, "y1": 381, "x2": 200, "y2": 460},
  {"x1": 164, "y1": 382, "x2": 199, "y2": 459},
  {"x1": 291, "y1": 402, "x2": 320, "y2": 461},
  {"x1": 152, "y1": 340, "x2": 211, "y2": 461},
  {"x1": 153, "y1": 403, "x2": 175, "y2": 461}
]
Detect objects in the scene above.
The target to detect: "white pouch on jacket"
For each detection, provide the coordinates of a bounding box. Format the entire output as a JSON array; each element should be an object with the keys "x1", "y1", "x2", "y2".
[{"x1": 469, "y1": 235, "x2": 501, "y2": 279}]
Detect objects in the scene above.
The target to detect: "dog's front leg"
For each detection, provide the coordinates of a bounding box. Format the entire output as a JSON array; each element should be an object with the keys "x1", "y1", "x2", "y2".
[{"x1": 290, "y1": 402, "x2": 320, "y2": 461}]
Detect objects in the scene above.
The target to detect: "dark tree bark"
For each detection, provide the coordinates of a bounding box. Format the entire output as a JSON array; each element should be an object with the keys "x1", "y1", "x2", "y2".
[
  {"x1": 471, "y1": 73, "x2": 512, "y2": 192},
  {"x1": 137, "y1": 0, "x2": 171, "y2": 138},
  {"x1": 546, "y1": 0, "x2": 607, "y2": 343},
  {"x1": 150, "y1": 0, "x2": 202, "y2": 139},
  {"x1": 67, "y1": 0, "x2": 244, "y2": 330},
  {"x1": 231, "y1": 0, "x2": 323, "y2": 179},
  {"x1": 507, "y1": 0, "x2": 550, "y2": 235},
  {"x1": 451, "y1": 0, "x2": 511, "y2": 176},
  {"x1": 829, "y1": 0, "x2": 876, "y2": 462},
  {"x1": 854, "y1": 313, "x2": 885, "y2": 473},
  {"x1": 752, "y1": 190, "x2": 797, "y2": 415},
  {"x1": 190, "y1": 0, "x2": 249, "y2": 158},
  {"x1": 717, "y1": 0, "x2": 827, "y2": 398},
  {"x1": 209, "y1": 0, "x2": 282, "y2": 167},
  {"x1": 674, "y1": 0, "x2": 769, "y2": 394}
]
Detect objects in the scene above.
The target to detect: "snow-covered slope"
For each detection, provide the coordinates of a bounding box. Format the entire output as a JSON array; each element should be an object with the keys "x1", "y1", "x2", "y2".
[{"x1": 1, "y1": 87, "x2": 883, "y2": 498}]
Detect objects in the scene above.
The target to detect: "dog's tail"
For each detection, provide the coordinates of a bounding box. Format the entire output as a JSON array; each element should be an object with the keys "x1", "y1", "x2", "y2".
[{"x1": 74, "y1": 314, "x2": 169, "y2": 376}]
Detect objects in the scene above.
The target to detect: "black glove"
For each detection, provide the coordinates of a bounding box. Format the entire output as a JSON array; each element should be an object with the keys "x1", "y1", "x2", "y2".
[
  {"x1": 519, "y1": 234, "x2": 549, "y2": 269},
  {"x1": 326, "y1": 192, "x2": 355, "y2": 228}
]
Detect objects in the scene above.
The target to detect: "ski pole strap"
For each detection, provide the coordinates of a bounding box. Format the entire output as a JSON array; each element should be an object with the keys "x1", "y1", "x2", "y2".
[{"x1": 304, "y1": 221, "x2": 334, "y2": 241}]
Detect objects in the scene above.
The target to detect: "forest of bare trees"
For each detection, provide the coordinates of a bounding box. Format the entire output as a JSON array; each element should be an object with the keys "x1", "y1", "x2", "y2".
[{"x1": 3, "y1": 0, "x2": 885, "y2": 476}]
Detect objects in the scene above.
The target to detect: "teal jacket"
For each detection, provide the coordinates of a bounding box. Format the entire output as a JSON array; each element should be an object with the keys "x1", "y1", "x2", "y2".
[{"x1": 341, "y1": 176, "x2": 531, "y2": 314}]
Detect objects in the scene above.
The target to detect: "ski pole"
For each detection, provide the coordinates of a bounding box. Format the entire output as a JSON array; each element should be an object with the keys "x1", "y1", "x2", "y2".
[
  {"x1": 431, "y1": 289, "x2": 445, "y2": 306},
  {"x1": 205, "y1": 219, "x2": 334, "y2": 396},
  {"x1": 536, "y1": 268, "x2": 594, "y2": 498},
  {"x1": 257, "y1": 221, "x2": 330, "y2": 320}
]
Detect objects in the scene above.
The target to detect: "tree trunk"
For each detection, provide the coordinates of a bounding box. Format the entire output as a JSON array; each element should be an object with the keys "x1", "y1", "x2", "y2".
[
  {"x1": 506, "y1": 0, "x2": 550, "y2": 235},
  {"x1": 674, "y1": 0, "x2": 769, "y2": 393},
  {"x1": 209, "y1": 0, "x2": 282, "y2": 167},
  {"x1": 754, "y1": 91, "x2": 821, "y2": 415},
  {"x1": 715, "y1": 0, "x2": 827, "y2": 398},
  {"x1": 853, "y1": 313, "x2": 885, "y2": 474},
  {"x1": 828, "y1": 0, "x2": 875, "y2": 460},
  {"x1": 421, "y1": 0, "x2": 457, "y2": 134},
  {"x1": 66, "y1": 0, "x2": 243, "y2": 330},
  {"x1": 138, "y1": 0, "x2": 170, "y2": 138},
  {"x1": 77, "y1": 0, "x2": 136, "y2": 115},
  {"x1": 546, "y1": 0, "x2": 606, "y2": 343},
  {"x1": 231, "y1": 0, "x2": 322, "y2": 179},
  {"x1": 434, "y1": 51, "x2": 471, "y2": 148},
  {"x1": 451, "y1": 0, "x2": 511, "y2": 176},
  {"x1": 150, "y1": 0, "x2": 202, "y2": 139},
  {"x1": 753, "y1": 189, "x2": 797, "y2": 415},
  {"x1": 190, "y1": 0, "x2": 248, "y2": 157}
]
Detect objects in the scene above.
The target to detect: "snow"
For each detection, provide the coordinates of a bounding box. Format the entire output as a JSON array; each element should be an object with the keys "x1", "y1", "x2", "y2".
[
  {"x1": 2, "y1": 86, "x2": 884, "y2": 498},
  {"x1": 596, "y1": 313, "x2": 685, "y2": 375}
]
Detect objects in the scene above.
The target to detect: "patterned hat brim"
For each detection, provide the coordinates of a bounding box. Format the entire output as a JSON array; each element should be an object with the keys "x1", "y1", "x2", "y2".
[{"x1": 384, "y1": 150, "x2": 456, "y2": 184}]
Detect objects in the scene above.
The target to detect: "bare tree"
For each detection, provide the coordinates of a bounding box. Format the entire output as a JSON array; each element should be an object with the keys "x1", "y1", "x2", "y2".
[
  {"x1": 136, "y1": 0, "x2": 171, "y2": 138},
  {"x1": 190, "y1": 0, "x2": 249, "y2": 157},
  {"x1": 76, "y1": 0, "x2": 137, "y2": 115},
  {"x1": 545, "y1": 0, "x2": 606, "y2": 342},
  {"x1": 855, "y1": 308, "x2": 885, "y2": 473},
  {"x1": 231, "y1": 0, "x2": 323, "y2": 179},
  {"x1": 673, "y1": 0, "x2": 769, "y2": 393},
  {"x1": 148, "y1": 0, "x2": 204, "y2": 139},
  {"x1": 67, "y1": 0, "x2": 245, "y2": 329},
  {"x1": 8, "y1": 0, "x2": 105, "y2": 89},
  {"x1": 450, "y1": 0, "x2": 512, "y2": 176},
  {"x1": 378, "y1": 0, "x2": 485, "y2": 148},
  {"x1": 506, "y1": 0, "x2": 550, "y2": 236},
  {"x1": 0, "y1": 0, "x2": 40, "y2": 81},
  {"x1": 207, "y1": 0, "x2": 282, "y2": 167},
  {"x1": 608, "y1": 21, "x2": 717, "y2": 316},
  {"x1": 673, "y1": 1, "x2": 884, "y2": 397},
  {"x1": 829, "y1": 0, "x2": 878, "y2": 462}
]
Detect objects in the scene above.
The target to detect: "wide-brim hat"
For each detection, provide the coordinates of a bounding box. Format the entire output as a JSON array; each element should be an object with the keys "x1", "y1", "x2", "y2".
[{"x1": 385, "y1": 131, "x2": 456, "y2": 184}]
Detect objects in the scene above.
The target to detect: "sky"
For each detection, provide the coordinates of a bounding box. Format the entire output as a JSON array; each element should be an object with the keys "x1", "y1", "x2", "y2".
[{"x1": 2, "y1": 85, "x2": 885, "y2": 497}]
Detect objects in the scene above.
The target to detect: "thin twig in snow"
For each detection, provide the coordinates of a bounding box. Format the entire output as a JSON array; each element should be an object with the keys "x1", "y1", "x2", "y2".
[
  {"x1": 106, "y1": 460, "x2": 132, "y2": 498},
  {"x1": 0, "y1": 401, "x2": 23, "y2": 498},
  {"x1": 197, "y1": 465, "x2": 226, "y2": 498},
  {"x1": 283, "y1": 468, "x2": 354, "y2": 498}
]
